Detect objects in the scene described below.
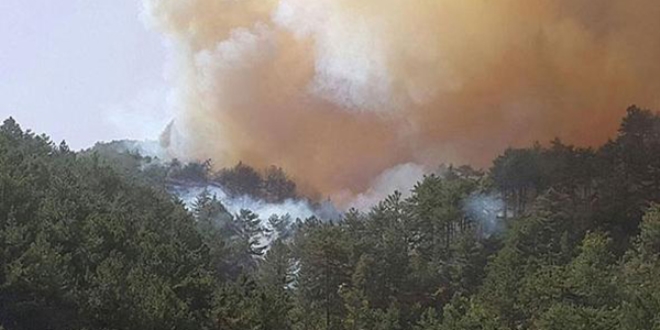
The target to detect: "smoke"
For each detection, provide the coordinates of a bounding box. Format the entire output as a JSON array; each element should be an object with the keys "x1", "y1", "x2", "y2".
[
  {"x1": 142, "y1": 0, "x2": 660, "y2": 202},
  {"x1": 463, "y1": 193, "x2": 505, "y2": 237},
  {"x1": 173, "y1": 184, "x2": 340, "y2": 222},
  {"x1": 119, "y1": 139, "x2": 169, "y2": 161},
  {"x1": 346, "y1": 163, "x2": 428, "y2": 210}
]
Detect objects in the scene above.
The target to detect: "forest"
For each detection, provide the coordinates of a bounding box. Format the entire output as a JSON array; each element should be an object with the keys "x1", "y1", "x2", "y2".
[{"x1": 2, "y1": 105, "x2": 660, "y2": 330}]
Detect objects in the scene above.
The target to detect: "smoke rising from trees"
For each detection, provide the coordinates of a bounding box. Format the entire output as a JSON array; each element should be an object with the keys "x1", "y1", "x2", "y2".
[{"x1": 144, "y1": 0, "x2": 660, "y2": 201}]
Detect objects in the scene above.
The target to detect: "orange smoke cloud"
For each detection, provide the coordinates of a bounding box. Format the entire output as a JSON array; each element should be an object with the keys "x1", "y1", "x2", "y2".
[{"x1": 143, "y1": 0, "x2": 660, "y2": 199}]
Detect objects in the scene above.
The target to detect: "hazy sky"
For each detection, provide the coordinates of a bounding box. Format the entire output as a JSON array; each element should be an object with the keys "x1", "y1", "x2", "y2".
[{"x1": 0, "y1": 0, "x2": 167, "y2": 149}]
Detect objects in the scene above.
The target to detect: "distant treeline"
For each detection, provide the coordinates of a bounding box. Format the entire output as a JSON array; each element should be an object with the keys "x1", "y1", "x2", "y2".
[
  {"x1": 2, "y1": 105, "x2": 660, "y2": 330},
  {"x1": 86, "y1": 142, "x2": 298, "y2": 203}
]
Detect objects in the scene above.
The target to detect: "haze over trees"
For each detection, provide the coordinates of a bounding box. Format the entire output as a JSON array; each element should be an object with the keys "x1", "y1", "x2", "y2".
[{"x1": 2, "y1": 106, "x2": 660, "y2": 329}]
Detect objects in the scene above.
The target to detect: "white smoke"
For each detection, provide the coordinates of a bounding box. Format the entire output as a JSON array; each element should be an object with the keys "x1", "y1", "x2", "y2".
[
  {"x1": 121, "y1": 140, "x2": 169, "y2": 161},
  {"x1": 463, "y1": 193, "x2": 505, "y2": 237},
  {"x1": 173, "y1": 183, "x2": 342, "y2": 248},
  {"x1": 347, "y1": 163, "x2": 428, "y2": 210},
  {"x1": 272, "y1": 0, "x2": 452, "y2": 112},
  {"x1": 173, "y1": 184, "x2": 333, "y2": 221}
]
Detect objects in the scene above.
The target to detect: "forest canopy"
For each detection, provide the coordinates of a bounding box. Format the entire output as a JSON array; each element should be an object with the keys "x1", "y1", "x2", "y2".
[{"x1": 2, "y1": 106, "x2": 660, "y2": 329}]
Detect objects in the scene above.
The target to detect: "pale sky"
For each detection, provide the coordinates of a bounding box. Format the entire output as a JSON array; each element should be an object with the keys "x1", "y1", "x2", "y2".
[{"x1": 0, "y1": 0, "x2": 168, "y2": 149}]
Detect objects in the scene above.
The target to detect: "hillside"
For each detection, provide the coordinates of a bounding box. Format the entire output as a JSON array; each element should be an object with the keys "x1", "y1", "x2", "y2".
[{"x1": 2, "y1": 106, "x2": 660, "y2": 329}]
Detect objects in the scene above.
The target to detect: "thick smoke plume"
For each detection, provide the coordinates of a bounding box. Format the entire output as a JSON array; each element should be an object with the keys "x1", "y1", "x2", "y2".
[{"x1": 143, "y1": 0, "x2": 660, "y2": 202}]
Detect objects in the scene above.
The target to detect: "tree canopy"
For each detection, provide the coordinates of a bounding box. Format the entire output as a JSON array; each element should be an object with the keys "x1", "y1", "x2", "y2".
[{"x1": 2, "y1": 106, "x2": 660, "y2": 329}]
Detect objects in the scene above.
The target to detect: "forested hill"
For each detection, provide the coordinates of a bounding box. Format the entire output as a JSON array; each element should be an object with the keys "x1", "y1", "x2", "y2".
[{"x1": 2, "y1": 105, "x2": 660, "y2": 329}]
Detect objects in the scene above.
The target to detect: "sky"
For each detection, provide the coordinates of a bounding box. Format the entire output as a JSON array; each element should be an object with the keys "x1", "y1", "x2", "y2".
[{"x1": 0, "y1": 0, "x2": 167, "y2": 149}]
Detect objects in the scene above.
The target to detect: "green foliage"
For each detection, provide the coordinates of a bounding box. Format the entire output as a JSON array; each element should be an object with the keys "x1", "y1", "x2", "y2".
[
  {"x1": 214, "y1": 162, "x2": 298, "y2": 202},
  {"x1": 565, "y1": 232, "x2": 616, "y2": 308},
  {"x1": 535, "y1": 303, "x2": 618, "y2": 330},
  {"x1": 618, "y1": 204, "x2": 660, "y2": 330},
  {"x1": 4, "y1": 106, "x2": 660, "y2": 329},
  {"x1": 0, "y1": 118, "x2": 213, "y2": 329},
  {"x1": 215, "y1": 162, "x2": 264, "y2": 197},
  {"x1": 263, "y1": 165, "x2": 297, "y2": 203},
  {"x1": 438, "y1": 297, "x2": 503, "y2": 330}
]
